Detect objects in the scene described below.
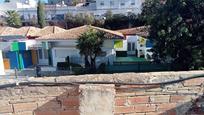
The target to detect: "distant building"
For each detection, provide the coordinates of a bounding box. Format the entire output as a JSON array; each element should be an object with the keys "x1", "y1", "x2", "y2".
[
  {"x1": 0, "y1": 0, "x2": 37, "y2": 15},
  {"x1": 48, "y1": 0, "x2": 86, "y2": 5},
  {"x1": 0, "y1": 0, "x2": 144, "y2": 24}
]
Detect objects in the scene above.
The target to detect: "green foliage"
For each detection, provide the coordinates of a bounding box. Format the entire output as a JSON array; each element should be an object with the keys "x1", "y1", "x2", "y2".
[
  {"x1": 104, "y1": 12, "x2": 145, "y2": 30},
  {"x1": 6, "y1": 11, "x2": 22, "y2": 27},
  {"x1": 37, "y1": 0, "x2": 46, "y2": 28},
  {"x1": 65, "y1": 11, "x2": 144, "y2": 29},
  {"x1": 104, "y1": 10, "x2": 113, "y2": 19},
  {"x1": 142, "y1": 0, "x2": 204, "y2": 70},
  {"x1": 65, "y1": 13, "x2": 96, "y2": 28},
  {"x1": 76, "y1": 28, "x2": 105, "y2": 72},
  {"x1": 72, "y1": 0, "x2": 80, "y2": 5}
]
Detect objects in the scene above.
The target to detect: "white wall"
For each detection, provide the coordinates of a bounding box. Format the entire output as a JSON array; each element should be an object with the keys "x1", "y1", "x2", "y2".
[
  {"x1": 103, "y1": 40, "x2": 114, "y2": 49},
  {"x1": 50, "y1": 40, "x2": 116, "y2": 67},
  {"x1": 51, "y1": 40, "x2": 77, "y2": 47},
  {"x1": 51, "y1": 47, "x2": 82, "y2": 67},
  {"x1": 0, "y1": 50, "x2": 5, "y2": 75}
]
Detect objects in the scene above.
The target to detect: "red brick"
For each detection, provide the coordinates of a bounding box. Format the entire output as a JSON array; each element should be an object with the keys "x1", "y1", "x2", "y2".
[
  {"x1": 146, "y1": 111, "x2": 165, "y2": 115},
  {"x1": 150, "y1": 95, "x2": 170, "y2": 103},
  {"x1": 0, "y1": 105, "x2": 13, "y2": 113},
  {"x1": 183, "y1": 78, "x2": 204, "y2": 86},
  {"x1": 34, "y1": 110, "x2": 57, "y2": 115},
  {"x1": 115, "y1": 106, "x2": 135, "y2": 114},
  {"x1": 115, "y1": 98, "x2": 126, "y2": 106},
  {"x1": 170, "y1": 95, "x2": 187, "y2": 103},
  {"x1": 61, "y1": 96, "x2": 79, "y2": 107},
  {"x1": 157, "y1": 103, "x2": 177, "y2": 111},
  {"x1": 125, "y1": 113, "x2": 145, "y2": 115},
  {"x1": 13, "y1": 103, "x2": 37, "y2": 112},
  {"x1": 37, "y1": 100, "x2": 61, "y2": 110},
  {"x1": 59, "y1": 110, "x2": 79, "y2": 115},
  {"x1": 128, "y1": 96, "x2": 149, "y2": 104},
  {"x1": 166, "y1": 109, "x2": 176, "y2": 115},
  {"x1": 134, "y1": 104, "x2": 156, "y2": 113}
]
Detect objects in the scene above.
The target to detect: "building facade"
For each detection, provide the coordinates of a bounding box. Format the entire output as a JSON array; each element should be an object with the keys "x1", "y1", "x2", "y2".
[{"x1": 0, "y1": 0, "x2": 145, "y2": 23}]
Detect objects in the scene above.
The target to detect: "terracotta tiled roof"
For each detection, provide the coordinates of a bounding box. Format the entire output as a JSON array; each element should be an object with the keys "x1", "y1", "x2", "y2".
[
  {"x1": 0, "y1": 26, "x2": 18, "y2": 36},
  {"x1": 117, "y1": 26, "x2": 149, "y2": 37},
  {"x1": 34, "y1": 26, "x2": 66, "y2": 37},
  {"x1": 12, "y1": 26, "x2": 41, "y2": 36},
  {"x1": 37, "y1": 25, "x2": 124, "y2": 40}
]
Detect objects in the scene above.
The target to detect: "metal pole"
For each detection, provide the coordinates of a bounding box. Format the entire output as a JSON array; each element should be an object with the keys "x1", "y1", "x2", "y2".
[{"x1": 14, "y1": 67, "x2": 17, "y2": 79}]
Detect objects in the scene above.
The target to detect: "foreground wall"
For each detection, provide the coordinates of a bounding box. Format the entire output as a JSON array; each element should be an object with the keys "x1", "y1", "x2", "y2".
[{"x1": 0, "y1": 71, "x2": 204, "y2": 115}]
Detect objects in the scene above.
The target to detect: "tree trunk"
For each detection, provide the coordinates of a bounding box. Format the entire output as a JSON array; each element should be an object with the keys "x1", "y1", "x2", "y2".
[
  {"x1": 85, "y1": 55, "x2": 90, "y2": 69},
  {"x1": 90, "y1": 57, "x2": 96, "y2": 72}
]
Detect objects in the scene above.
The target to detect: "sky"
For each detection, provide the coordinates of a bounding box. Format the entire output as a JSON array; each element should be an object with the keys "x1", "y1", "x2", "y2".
[{"x1": 0, "y1": 0, "x2": 48, "y2": 3}]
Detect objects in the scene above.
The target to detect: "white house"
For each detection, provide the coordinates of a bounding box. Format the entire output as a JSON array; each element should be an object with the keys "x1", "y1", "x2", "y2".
[
  {"x1": 36, "y1": 25, "x2": 124, "y2": 67},
  {"x1": 117, "y1": 26, "x2": 153, "y2": 59}
]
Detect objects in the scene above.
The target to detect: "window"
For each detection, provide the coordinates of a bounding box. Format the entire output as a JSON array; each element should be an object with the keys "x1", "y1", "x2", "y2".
[
  {"x1": 110, "y1": 1, "x2": 114, "y2": 6},
  {"x1": 132, "y1": 43, "x2": 135, "y2": 51},
  {"x1": 128, "y1": 43, "x2": 131, "y2": 51},
  {"x1": 38, "y1": 49, "x2": 42, "y2": 59},
  {"x1": 128, "y1": 42, "x2": 136, "y2": 51},
  {"x1": 100, "y1": 1, "x2": 104, "y2": 5},
  {"x1": 121, "y1": 2, "x2": 125, "y2": 6},
  {"x1": 131, "y1": 0, "x2": 135, "y2": 5},
  {"x1": 44, "y1": 49, "x2": 48, "y2": 59}
]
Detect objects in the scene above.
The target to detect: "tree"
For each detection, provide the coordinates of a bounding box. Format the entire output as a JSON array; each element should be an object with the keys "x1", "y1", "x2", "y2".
[
  {"x1": 37, "y1": 0, "x2": 46, "y2": 28},
  {"x1": 104, "y1": 14, "x2": 129, "y2": 29},
  {"x1": 104, "y1": 10, "x2": 113, "y2": 19},
  {"x1": 65, "y1": 13, "x2": 95, "y2": 28},
  {"x1": 72, "y1": 0, "x2": 80, "y2": 5},
  {"x1": 76, "y1": 29, "x2": 105, "y2": 72},
  {"x1": 6, "y1": 11, "x2": 22, "y2": 27},
  {"x1": 142, "y1": 0, "x2": 204, "y2": 70},
  {"x1": 104, "y1": 13, "x2": 145, "y2": 30}
]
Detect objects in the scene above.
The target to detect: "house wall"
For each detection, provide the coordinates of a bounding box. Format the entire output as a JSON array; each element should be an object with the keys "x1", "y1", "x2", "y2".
[
  {"x1": 0, "y1": 50, "x2": 5, "y2": 75},
  {"x1": 5, "y1": 51, "x2": 19, "y2": 69},
  {"x1": 4, "y1": 50, "x2": 33, "y2": 69},
  {"x1": 50, "y1": 40, "x2": 116, "y2": 67},
  {"x1": 51, "y1": 47, "x2": 82, "y2": 67}
]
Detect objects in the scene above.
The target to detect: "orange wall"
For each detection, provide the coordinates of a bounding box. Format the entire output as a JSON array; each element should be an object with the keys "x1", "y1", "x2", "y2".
[
  {"x1": 3, "y1": 58, "x2": 10, "y2": 69},
  {"x1": 31, "y1": 50, "x2": 38, "y2": 65}
]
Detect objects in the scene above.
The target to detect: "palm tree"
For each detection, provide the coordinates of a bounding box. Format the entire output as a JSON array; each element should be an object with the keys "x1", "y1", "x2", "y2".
[{"x1": 6, "y1": 10, "x2": 22, "y2": 27}]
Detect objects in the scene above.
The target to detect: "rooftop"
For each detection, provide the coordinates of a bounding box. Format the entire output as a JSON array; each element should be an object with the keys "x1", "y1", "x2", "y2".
[
  {"x1": 117, "y1": 26, "x2": 149, "y2": 37},
  {"x1": 37, "y1": 25, "x2": 124, "y2": 40}
]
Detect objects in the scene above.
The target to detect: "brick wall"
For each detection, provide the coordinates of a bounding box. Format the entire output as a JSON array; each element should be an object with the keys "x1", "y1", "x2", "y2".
[
  {"x1": 114, "y1": 77, "x2": 204, "y2": 115},
  {"x1": 0, "y1": 86, "x2": 80, "y2": 115},
  {"x1": 0, "y1": 71, "x2": 204, "y2": 115}
]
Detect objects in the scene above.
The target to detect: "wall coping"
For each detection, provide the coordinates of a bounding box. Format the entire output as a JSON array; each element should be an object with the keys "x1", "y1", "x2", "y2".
[{"x1": 0, "y1": 70, "x2": 204, "y2": 87}]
